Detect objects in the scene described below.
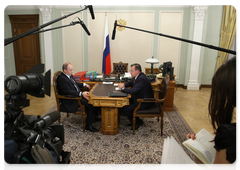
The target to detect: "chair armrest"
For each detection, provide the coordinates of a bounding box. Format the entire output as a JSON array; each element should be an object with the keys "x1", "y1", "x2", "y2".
[
  {"x1": 143, "y1": 98, "x2": 156, "y2": 101},
  {"x1": 57, "y1": 94, "x2": 82, "y2": 100},
  {"x1": 137, "y1": 98, "x2": 164, "y2": 103}
]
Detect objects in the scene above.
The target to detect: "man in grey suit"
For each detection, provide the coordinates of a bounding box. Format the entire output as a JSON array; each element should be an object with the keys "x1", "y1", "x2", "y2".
[
  {"x1": 118, "y1": 63, "x2": 156, "y2": 130},
  {"x1": 57, "y1": 62, "x2": 98, "y2": 132}
]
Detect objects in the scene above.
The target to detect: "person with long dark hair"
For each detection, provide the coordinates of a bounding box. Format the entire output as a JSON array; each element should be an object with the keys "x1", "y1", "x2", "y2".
[{"x1": 186, "y1": 56, "x2": 236, "y2": 163}]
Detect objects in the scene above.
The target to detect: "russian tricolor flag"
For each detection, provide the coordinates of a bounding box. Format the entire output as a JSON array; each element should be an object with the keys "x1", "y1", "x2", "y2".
[{"x1": 102, "y1": 16, "x2": 111, "y2": 74}]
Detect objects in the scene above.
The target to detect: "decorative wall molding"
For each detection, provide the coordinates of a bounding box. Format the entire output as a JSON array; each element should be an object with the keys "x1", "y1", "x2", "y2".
[
  {"x1": 192, "y1": 6, "x2": 209, "y2": 21},
  {"x1": 0, "y1": 0, "x2": 195, "y2": 10},
  {"x1": 38, "y1": 6, "x2": 52, "y2": 22}
]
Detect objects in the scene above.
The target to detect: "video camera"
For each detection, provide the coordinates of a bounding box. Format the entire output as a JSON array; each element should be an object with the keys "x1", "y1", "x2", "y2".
[{"x1": 4, "y1": 64, "x2": 70, "y2": 164}]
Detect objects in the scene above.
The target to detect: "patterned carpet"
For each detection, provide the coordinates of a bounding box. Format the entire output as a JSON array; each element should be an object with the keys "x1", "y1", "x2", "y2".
[{"x1": 45, "y1": 105, "x2": 195, "y2": 164}]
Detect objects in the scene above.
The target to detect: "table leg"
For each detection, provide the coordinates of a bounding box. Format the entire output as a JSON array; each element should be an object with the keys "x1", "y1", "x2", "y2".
[{"x1": 100, "y1": 107, "x2": 119, "y2": 135}]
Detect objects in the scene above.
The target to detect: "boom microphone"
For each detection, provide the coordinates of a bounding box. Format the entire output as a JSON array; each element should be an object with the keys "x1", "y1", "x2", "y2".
[
  {"x1": 111, "y1": 20, "x2": 117, "y2": 40},
  {"x1": 78, "y1": 18, "x2": 91, "y2": 36},
  {"x1": 88, "y1": 5, "x2": 95, "y2": 20},
  {"x1": 71, "y1": 21, "x2": 80, "y2": 25},
  {"x1": 34, "y1": 111, "x2": 60, "y2": 129}
]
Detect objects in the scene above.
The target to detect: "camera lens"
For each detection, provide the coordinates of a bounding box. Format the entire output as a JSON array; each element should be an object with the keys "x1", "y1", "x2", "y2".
[
  {"x1": 4, "y1": 73, "x2": 43, "y2": 95},
  {"x1": 5, "y1": 79, "x2": 18, "y2": 93}
]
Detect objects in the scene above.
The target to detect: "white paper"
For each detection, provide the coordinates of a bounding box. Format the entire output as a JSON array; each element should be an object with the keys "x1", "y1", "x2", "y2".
[
  {"x1": 103, "y1": 82, "x2": 113, "y2": 84},
  {"x1": 96, "y1": 75, "x2": 103, "y2": 78},
  {"x1": 162, "y1": 136, "x2": 195, "y2": 164},
  {"x1": 114, "y1": 83, "x2": 119, "y2": 86},
  {"x1": 115, "y1": 87, "x2": 120, "y2": 90},
  {"x1": 124, "y1": 72, "x2": 131, "y2": 78}
]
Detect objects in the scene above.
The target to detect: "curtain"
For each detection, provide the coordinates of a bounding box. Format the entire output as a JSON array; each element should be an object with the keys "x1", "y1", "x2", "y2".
[
  {"x1": 227, "y1": 21, "x2": 240, "y2": 60},
  {"x1": 215, "y1": 5, "x2": 236, "y2": 71}
]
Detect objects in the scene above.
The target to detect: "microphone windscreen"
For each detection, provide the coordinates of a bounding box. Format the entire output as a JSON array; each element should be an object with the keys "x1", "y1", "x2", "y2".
[
  {"x1": 88, "y1": 5, "x2": 95, "y2": 20},
  {"x1": 111, "y1": 20, "x2": 117, "y2": 40},
  {"x1": 112, "y1": 30, "x2": 116, "y2": 40}
]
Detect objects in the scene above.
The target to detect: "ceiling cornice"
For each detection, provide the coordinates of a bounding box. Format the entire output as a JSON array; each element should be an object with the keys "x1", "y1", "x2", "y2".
[{"x1": 0, "y1": 0, "x2": 194, "y2": 10}]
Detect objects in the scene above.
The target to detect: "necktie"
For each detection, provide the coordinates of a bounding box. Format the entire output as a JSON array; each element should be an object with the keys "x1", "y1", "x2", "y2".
[{"x1": 70, "y1": 77, "x2": 79, "y2": 92}]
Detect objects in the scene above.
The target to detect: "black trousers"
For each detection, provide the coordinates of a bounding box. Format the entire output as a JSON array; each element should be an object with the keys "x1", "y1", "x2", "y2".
[
  {"x1": 80, "y1": 98, "x2": 96, "y2": 125},
  {"x1": 123, "y1": 98, "x2": 141, "y2": 124}
]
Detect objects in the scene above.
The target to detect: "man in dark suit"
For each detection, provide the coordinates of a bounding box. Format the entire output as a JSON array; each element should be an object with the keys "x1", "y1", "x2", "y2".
[
  {"x1": 118, "y1": 63, "x2": 156, "y2": 130},
  {"x1": 57, "y1": 62, "x2": 98, "y2": 132}
]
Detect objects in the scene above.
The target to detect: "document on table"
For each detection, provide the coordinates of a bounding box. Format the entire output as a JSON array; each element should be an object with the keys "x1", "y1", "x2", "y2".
[
  {"x1": 103, "y1": 82, "x2": 113, "y2": 84},
  {"x1": 161, "y1": 136, "x2": 195, "y2": 164},
  {"x1": 124, "y1": 72, "x2": 131, "y2": 78},
  {"x1": 96, "y1": 75, "x2": 103, "y2": 78}
]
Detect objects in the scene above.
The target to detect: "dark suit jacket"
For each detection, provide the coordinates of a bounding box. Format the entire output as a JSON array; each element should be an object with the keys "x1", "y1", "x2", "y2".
[
  {"x1": 57, "y1": 72, "x2": 84, "y2": 113},
  {"x1": 122, "y1": 72, "x2": 155, "y2": 110}
]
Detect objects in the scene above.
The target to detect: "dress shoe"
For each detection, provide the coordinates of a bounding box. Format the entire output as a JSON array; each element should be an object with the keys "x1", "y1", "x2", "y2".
[
  {"x1": 127, "y1": 123, "x2": 133, "y2": 126},
  {"x1": 131, "y1": 119, "x2": 143, "y2": 130},
  {"x1": 85, "y1": 124, "x2": 99, "y2": 132}
]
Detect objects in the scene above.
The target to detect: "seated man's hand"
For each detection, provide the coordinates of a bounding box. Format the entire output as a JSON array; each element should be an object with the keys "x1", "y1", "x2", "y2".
[
  {"x1": 85, "y1": 84, "x2": 91, "y2": 90},
  {"x1": 118, "y1": 83, "x2": 125, "y2": 90},
  {"x1": 82, "y1": 91, "x2": 89, "y2": 100}
]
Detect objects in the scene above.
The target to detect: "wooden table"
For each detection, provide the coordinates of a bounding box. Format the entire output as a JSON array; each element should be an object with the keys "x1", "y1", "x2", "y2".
[
  {"x1": 87, "y1": 83, "x2": 130, "y2": 135},
  {"x1": 81, "y1": 77, "x2": 175, "y2": 111}
]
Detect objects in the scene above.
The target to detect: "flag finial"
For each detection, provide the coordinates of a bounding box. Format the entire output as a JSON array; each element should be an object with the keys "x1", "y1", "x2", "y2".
[{"x1": 105, "y1": 12, "x2": 107, "y2": 16}]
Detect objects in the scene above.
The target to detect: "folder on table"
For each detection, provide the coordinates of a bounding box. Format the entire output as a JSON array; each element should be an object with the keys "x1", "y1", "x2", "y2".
[{"x1": 108, "y1": 91, "x2": 128, "y2": 97}]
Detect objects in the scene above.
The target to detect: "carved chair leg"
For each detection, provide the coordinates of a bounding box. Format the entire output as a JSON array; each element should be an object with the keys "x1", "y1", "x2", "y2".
[
  {"x1": 161, "y1": 118, "x2": 163, "y2": 136},
  {"x1": 83, "y1": 115, "x2": 86, "y2": 132},
  {"x1": 133, "y1": 117, "x2": 136, "y2": 135}
]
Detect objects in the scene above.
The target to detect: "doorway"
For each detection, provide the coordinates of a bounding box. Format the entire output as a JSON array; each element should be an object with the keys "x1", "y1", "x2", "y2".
[{"x1": 9, "y1": 15, "x2": 41, "y2": 75}]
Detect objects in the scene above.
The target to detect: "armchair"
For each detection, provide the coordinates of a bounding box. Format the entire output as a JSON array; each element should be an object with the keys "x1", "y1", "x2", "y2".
[
  {"x1": 132, "y1": 74, "x2": 170, "y2": 135},
  {"x1": 111, "y1": 61, "x2": 128, "y2": 74},
  {"x1": 53, "y1": 71, "x2": 86, "y2": 132}
]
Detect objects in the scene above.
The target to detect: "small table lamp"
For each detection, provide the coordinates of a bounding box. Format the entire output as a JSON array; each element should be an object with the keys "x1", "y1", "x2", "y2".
[{"x1": 146, "y1": 56, "x2": 159, "y2": 74}]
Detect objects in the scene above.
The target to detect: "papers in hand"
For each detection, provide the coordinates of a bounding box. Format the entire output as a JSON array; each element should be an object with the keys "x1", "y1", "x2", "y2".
[
  {"x1": 182, "y1": 128, "x2": 215, "y2": 164},
  {"x1": 162, "y1": 136, "x2": 195, "y2": 164}
]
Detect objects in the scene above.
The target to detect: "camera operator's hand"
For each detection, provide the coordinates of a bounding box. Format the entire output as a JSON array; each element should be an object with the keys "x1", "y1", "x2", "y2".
[{"x1": 82, "y1": 91, "x2": 89, "y2": 100}]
